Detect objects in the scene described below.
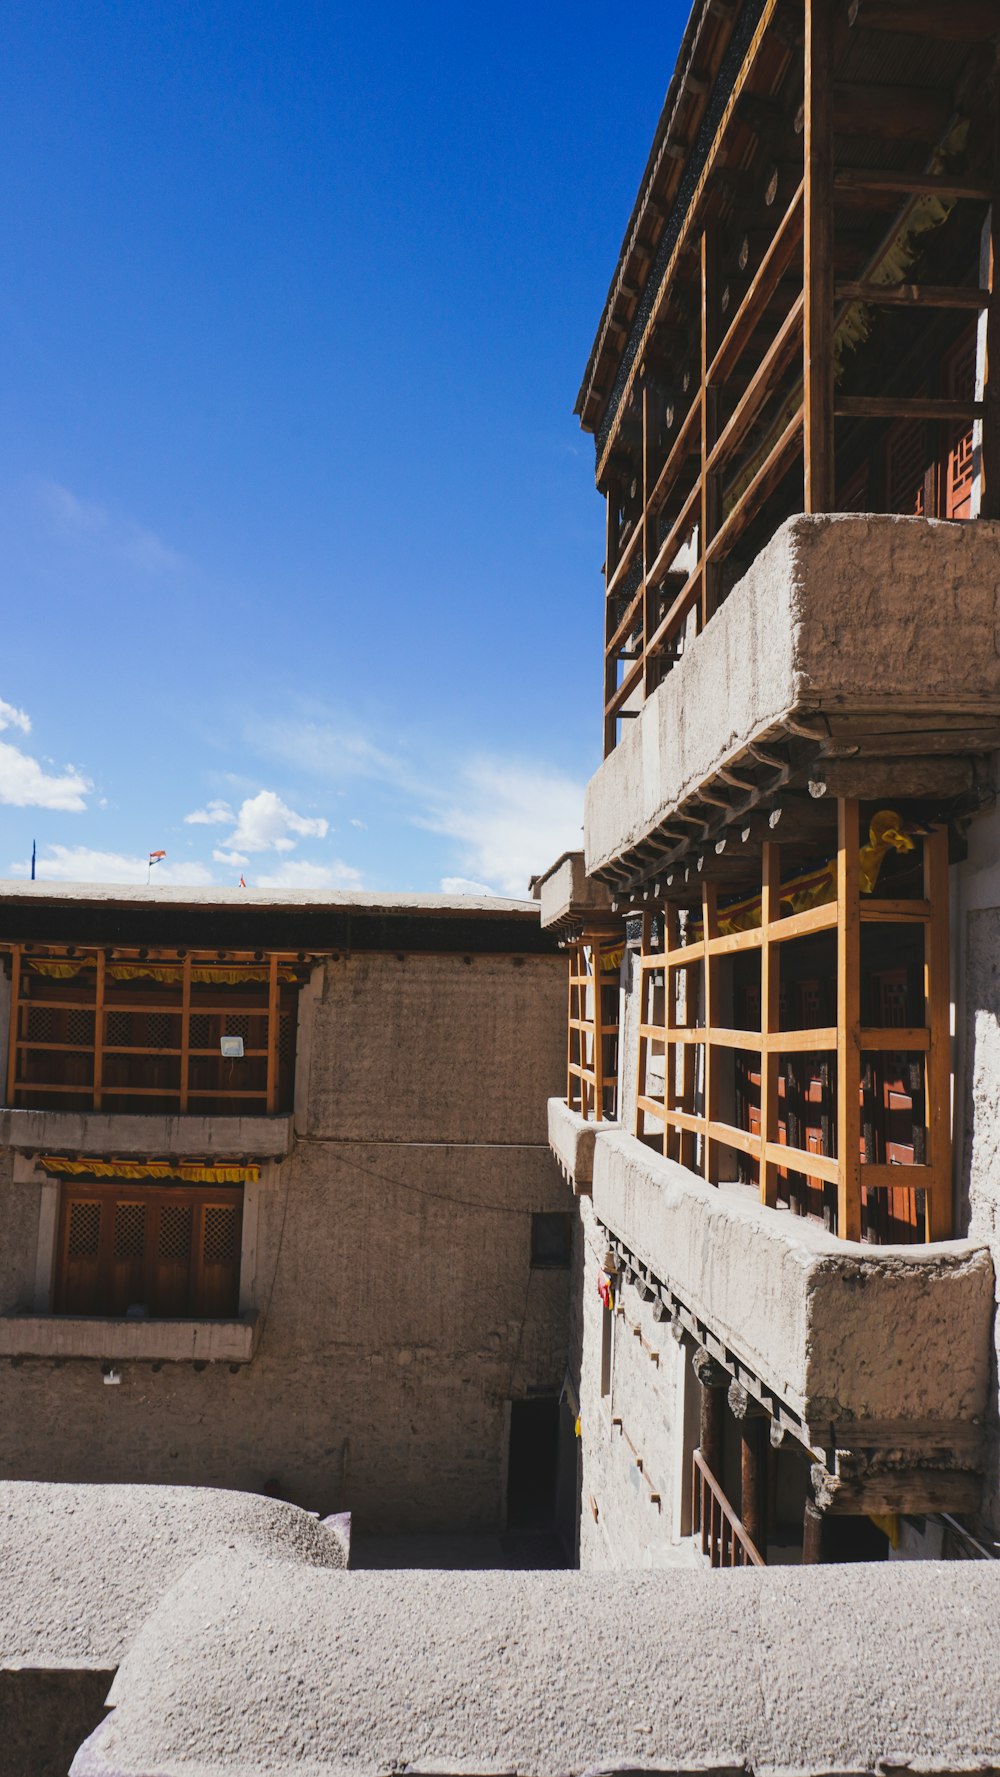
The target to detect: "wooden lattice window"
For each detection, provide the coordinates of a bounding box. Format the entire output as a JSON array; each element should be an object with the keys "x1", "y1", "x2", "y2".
[
  {"x1": 54, "y1": 1181, "x2": 243, "y2": 1318},
  {"x1": 944, "y1": 327, "x2": 978, "y2": 521},
  {"x1": 884, "y1": 419, "x2": 927, "y2": 516}
]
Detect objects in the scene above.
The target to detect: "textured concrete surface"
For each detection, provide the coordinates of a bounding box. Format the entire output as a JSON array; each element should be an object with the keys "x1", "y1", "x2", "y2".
[
  {"x1": 963, "y1": 898, "x2": 1000, "y2": 1544},
  {"x1": 0, "y1": 1107, "x2": 293, "y2": 1158},
  {"x1": 0, "y1": 881, "x2": 538, "y2": 912},
  {"x1": 535, "y1": 852, "x2": 615, "y2": 930},
  {"x1": 0, "y1": 1310, "x2": 259, "y2": 1363},
  {"x1": 0, "y1": 949, "x2": 570, "y2": 1525},
  {"x1": 585, "y1": 514, "x2": 1000, "y2": 873},
  {"x1": 591, "y1": 1128, "x2": 993, "y2": 1440},
  {"x1": 75, "y1": 1553, "x2": 1000, "y2": 1775},
  {"x1": 547, "y1": 1097, "x2": 607, "y2": 1190},
  {"x1": 0, "y1": 1482, "x2": 347, "y2": 1670}
]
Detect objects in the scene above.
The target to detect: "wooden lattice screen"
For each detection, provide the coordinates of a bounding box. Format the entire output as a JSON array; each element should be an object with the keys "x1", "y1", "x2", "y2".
[
  {"x1": 55, "y1": 1180, "x2": 243, "y2": 1318},
  {"x1": 635, "y1": 799, "x2": 952, "y2": 1243}
]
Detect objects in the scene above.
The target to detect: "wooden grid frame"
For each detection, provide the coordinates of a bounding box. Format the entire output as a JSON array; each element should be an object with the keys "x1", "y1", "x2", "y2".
[
  {"x1": 2, "y1": 944, "x2": 304, "y2": 1117},
  {"x1": 601, "y1": 0, "x2": 997, "y2": 757},
  {"x1": 634, "y1": 800, "x2": 952, "y2": 1242},
  {"x1": 566, "y1": 933, "x2": 621, "y2": 1123}
]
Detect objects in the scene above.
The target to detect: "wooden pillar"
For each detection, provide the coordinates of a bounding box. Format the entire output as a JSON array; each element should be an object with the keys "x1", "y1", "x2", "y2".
[
  {"x1": 604, "y1": 479, "x2": 622, "y2": 757},
  {"x1": 836, "y1": 799, "x2": 863, "y2": 1240},
  {"x1": 93, "y1": 948, "x2": 105, "y2": 1112},
  {"x1": 804, "y1": 0, "x2": 836, "y2": 513},
  {"x1": 924, "y1": 826, "x2": 953, "y2": 1239},
  {"x1": 700, "y1": 229, "x2": 723, "y2": 626},
  {"x1": 664, "y1": 904, "x2": 680, "y2": 1163},
  {"x1": 266, "y1": 952, "x2": 280, "y2": 1115},
  {"x1": 693, "y1": 1348, "x2": 727, "y2": 1480},
  {"x1": 179, "y1": 952, "x2": 192, "y2": 1114},
  {"x1": 728, "y1": 1380, "x2": 769, "y2": 1555},
  {"x1": 587, "y1": 935, "x2": 605, "y2": 1123},
  {"x1": 634, "y1": 912, "x2": 651, "y2": 1139},
  {"x1": 702, "y1": 880, "x2": 719, "y2": 1182},
  {"x1": 980, "y1": 98, "x2": 1000, "y2": 519},
  {"x1": 5, "y1": 944, "x2": 20, "y2": 1108},
  {"x1": 759, "y1": 842, "x2": 780, "y2": 1207},
  {"x1": 802, "y1": 1496, "x2": 827, "y2": 1564}
]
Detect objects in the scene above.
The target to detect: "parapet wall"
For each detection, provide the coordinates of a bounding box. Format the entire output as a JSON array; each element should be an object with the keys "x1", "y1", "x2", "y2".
[{"x1": 586, "y1": 513, "x2": 1000, "y2": 874}]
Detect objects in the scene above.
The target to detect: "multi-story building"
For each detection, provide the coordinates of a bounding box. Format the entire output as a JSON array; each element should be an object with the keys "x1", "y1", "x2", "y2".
[
  {"x1": 545, "y1": 0, "x2": 1000, "y2": 1568},
  {"x1": 0, "y1": 882, "x2": 575, "y2": 1540}
]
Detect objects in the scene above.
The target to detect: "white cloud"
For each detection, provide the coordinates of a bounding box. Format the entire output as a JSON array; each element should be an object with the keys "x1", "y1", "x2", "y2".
[
  {"x1": 252, "y1": 718, "x2": 407, "y2": 785},
  {"x1": 37, "y1": 480, "x2": 183, "y2": 574},
  {"x1": 0, "y1": 699, "x2": 31, "y2": 735},
  {"x1": 253, "y1": 858, "x2": 363, "y2": 889},
  {"x1": 350, "y1": 818, "x2": 367, "y2": 830},
  {"x1": 226, "y1": 790, "x2": 328, "y2": 854},
  {"x1": 185, "y1": 798, "x2": 233, "y2": 826},
  {"x1": 0, "y1": 740, "x2": 91, "y2": 811},
  {"x1": 419, "y1": 760, "x2": 584, "y2": 897},
  {"x1": 440, "y1": 875, "x2": 494, "y2": 896},
  {"x1": 212, "y1": 847, "x2": 250, "y2": 867},
  {"x1": 11, "y1": 845, "x2": 214, "y2": 886}
]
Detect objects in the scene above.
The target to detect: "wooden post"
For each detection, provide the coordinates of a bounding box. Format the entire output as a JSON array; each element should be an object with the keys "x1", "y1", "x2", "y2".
[
  {"x1": 5, "y1": 944, "x2": 20, "y2": 1108},
  {"x1": 93, "y1": 948, "x2": 105, "y2": 1112},
  {"x1": 700, "y1": 229, "x2": 723, "y2": 626},
  {"x1": 642, "y1": 382, "x2": 654, "y2": 697},
  {"x1": 179, "y1": 952, "x2": 192, "y2": 1114},
  {"x1": 665, "y1": 904, "x2": 679, "y2": 1162},
  {"x1": 702, "y1": 880, "x2": 719, "y2": 1182},
  {"x1": 266, "y1": 952, "x2": 280, "y2": 1115},
  {"x1": 804, "y1": 0, "x2": 835, "y2": 512},
  {"x1": 693, "y1": 1348, "x2": 727, "y2": 1482},
  {"x1": 634, "y1": 913, "x2": 651, "y2": 1138},
  {"x1": 837, "y1": 799, "x2": 863, "y2": 1240},
  {"x1": 589, "y1": 937, "x2": 605, "y2": 1124},
  {"x1": 741, "y1": 1416, "x2": 769, "y2": 1555},
  {"x1": 924, "y1": 826, "x2": 953, "y2": 1239},
  {"x1": 980, "y1": 94, "x2": 1000, "y2": 519},
  {"x1": 802, "y1": 1496, "x2": 826, "y2": 1564},
  {"x1": 759, "y1": 842, "x2": 780, "y2": 1206},
  {"x1": 604, "y1": 479, "x2": 622, "y2": 756}
]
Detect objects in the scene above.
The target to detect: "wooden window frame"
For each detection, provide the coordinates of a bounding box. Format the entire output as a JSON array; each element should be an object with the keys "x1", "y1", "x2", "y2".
[
  {"x1": 566, "y1": 933, "x2": 620, "y2": 1122},
  {"x1": 634, "y1": 798, "x2": 952, "y2": 1243},
  {"x1": 3, "y1": 947, "x2": 301, "y2": 1116},
  {"x1": 55, "y1": 1178, "x2": 244, "y2": 1320}
]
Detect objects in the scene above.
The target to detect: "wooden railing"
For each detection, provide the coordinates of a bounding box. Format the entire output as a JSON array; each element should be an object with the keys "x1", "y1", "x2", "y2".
[
  {"x1": 634, "y1": 803, "x2": 952, "y2": 1243},
  {"x1": 693, "y1": 1448, "x2": 764, "y2": 1568},
  {"x1": 599, "y1": 0, "x2": 997, "y2": 757},
  {"x1": 566, "y1": 935, "x2": 621, "y2": 1123}
]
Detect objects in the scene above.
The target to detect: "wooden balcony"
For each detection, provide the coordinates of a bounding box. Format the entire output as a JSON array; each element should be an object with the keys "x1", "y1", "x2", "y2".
[{"x1": 583, "y1": 0, "x2": 1000, "y2": 759}]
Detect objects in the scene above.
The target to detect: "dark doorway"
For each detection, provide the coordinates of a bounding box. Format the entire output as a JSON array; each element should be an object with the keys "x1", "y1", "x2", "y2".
[{"x1": 507, "y1": 1397, "x2": 559, "y2": 1531}]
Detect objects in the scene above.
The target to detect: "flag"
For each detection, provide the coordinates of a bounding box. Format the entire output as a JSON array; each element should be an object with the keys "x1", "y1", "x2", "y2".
[
  {"x1": 148, "y1": 850, "x2": 166, "y2": 866},
  {"x1": 30, "y1": 840, "x2": 36, "y2": 882},
  {"x1": 239, "y1": 875, "x2": 246, "y2": 889}
]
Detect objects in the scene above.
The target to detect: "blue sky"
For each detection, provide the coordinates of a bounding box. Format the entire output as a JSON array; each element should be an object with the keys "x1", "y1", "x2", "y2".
[{"x1": 1, "y1": 3, "x2": 684, "y2": 895}]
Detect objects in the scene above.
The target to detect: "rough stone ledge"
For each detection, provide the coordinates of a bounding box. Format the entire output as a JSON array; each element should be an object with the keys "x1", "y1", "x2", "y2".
[
  {"x1": 585, "y1": 513, "x2": 1000, "y2": 876},
  {"x1": 590, "y1": 1127, "x2": 993, "y2": 1439},
  {"x1": 0, "y1": 1310, "x2": 261, "y2": 1364},
  {"x1": 548, "y1": 1097, "x2": 615, "y2": 1193},
  {"x1": 535, "y1": 852, "x2": 617, "y2": 932},
  {"x1": 0, "y1": 1107, "x2": 293, "y2": 1160}
]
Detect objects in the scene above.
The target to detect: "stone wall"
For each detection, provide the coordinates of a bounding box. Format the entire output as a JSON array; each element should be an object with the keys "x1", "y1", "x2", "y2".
[{"x1": 0, "y1": 950, "x2": 571, "y2": 1531}]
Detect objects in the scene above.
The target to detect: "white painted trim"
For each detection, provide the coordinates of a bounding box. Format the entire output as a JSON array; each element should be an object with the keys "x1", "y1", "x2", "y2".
[{"x1": 33, "y1": 1179, "x2": 59, "y2": 1313}]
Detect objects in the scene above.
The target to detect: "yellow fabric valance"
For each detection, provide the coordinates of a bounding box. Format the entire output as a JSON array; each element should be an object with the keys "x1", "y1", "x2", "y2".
[
  {"x1": 40, "y1": 1156, "x2": 259, "y2": 1185},
  {"x1": 25, "y1": 960, "x2": 298, "y2": 985}
]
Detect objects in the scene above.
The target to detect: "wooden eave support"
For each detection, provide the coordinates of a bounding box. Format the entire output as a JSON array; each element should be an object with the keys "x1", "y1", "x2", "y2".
[
  {"x1": 848, "y1": 0, "x2": 1000, "y2": 40},
  {"x1": 811, "y1": 1462, "x2": 981, "y2": 1516},
  {"x1": 833, "y1": 85, "x2": 954, "y2": 146}
]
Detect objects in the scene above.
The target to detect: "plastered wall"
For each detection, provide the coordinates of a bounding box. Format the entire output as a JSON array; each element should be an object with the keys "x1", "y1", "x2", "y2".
[{"x1": 0, "y1": 950, "x2": 571, "y2": 1530}]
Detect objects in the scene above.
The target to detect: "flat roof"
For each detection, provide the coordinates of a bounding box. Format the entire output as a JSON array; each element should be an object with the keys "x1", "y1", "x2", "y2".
[{"x1": 0, "y1": 880, "x2": 536, "y2": 916}]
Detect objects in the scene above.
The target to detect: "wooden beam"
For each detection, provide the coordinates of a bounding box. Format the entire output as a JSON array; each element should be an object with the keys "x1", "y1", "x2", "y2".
[
  {"x1": 709, "y1": 181, "x2": 804, "y2": 387},
  {"x1": 6, "y1": 945, "x2": 20, "y2": 1108},
  {"x1": 833, "y1": 84, "x2": 953, "y2": 145},
  {"x1": 702, "y1": 880, "x2": 719, "y2": 1181},
  {"x1": 847, "y1": 0, "x2": 1000, "y2": 40},
  {"x1": 706, "y1": 291, "x2": 804, "y2": 478},
  {"x1": 835, "y1": 281, "x2": 990, "y2": 310},
  {"x1": 837, "y1": 799, "x2": 863, "y2": 1241},
  {"x1": 804, "y1": 0, "x2": 835, "y2": 512},
  {"x1": 93, "y1": 949, "x2": 105, "y2": 1113},
  {"x1": 810, "y1": 1463, "x2": 981, "y2": 1516},
  {"x1": 834, "y1": 167, "x2": 993, "y2": 202},
  {"x1": 701, "y1": 229, "x2": 723, "y2": 629},
  {"x1": 266, "y1": 952, "x2": 280, "y2": 1116},
  {"x1": 835, "y1": 396, "x2": 984, "y2": 421},
  {"x1": 759, "y1": 842, "x2": 780, "y2": 1208},
  {"x1": 179, "y1": 952, "x2": 192, "y2": 1115},
  {"x1": 924, "y1": 826, "x2": 953, "y2": 1240},
  {"x1": 981, "y1": 112, "x2": 1000, "y2": 520}
]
